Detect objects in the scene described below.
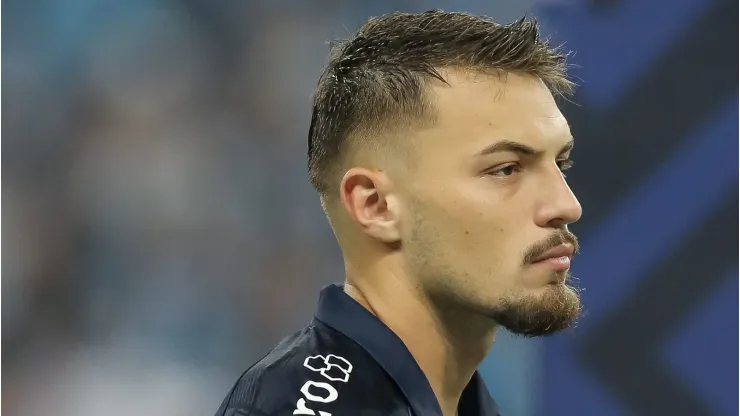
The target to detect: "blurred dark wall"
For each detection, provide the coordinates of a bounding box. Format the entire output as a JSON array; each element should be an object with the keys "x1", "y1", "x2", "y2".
[{"x1": 536, "y1": 0, "x2": 738, "y2": 415}]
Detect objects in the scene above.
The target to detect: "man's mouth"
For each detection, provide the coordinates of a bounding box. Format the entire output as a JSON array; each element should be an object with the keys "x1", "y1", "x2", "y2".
[{"x1": 530, "y1": 244, "x2": 575, "y2": 270}]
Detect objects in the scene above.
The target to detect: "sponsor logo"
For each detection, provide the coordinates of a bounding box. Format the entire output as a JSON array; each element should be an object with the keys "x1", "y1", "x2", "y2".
[
  {"x1": 303, "y1": 354, "x2": 353, "y2": 383},
  {"x1": 293, "y1": 354, "x2": 353, "y2": 416}
]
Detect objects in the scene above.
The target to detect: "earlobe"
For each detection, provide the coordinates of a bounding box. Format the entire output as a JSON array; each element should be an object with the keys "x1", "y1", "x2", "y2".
[{"x1": 340, "y1": 168, "x2": 401, "y2": 244}]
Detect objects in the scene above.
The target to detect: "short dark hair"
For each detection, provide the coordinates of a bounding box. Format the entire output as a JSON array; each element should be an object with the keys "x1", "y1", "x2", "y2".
[{"x1": 307, "y1": 10, "x2": 574, "y2": 197}]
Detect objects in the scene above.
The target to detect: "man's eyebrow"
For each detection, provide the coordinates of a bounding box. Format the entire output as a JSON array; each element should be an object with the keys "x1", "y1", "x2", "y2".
[
  {"x1": 479, "y1": 140, "x2": 537, "y2": 156},
  {"x1": 560, "y1": 139, "x2": 575, "y2": 155},
  {"x1": 479, "y1": 138, "x2": 574, "y2": 157}
]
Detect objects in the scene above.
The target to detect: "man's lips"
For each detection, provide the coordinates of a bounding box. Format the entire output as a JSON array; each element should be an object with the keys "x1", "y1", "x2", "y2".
[{"x1": 530, "y1": 244, "x2": 575, "y2": 270}]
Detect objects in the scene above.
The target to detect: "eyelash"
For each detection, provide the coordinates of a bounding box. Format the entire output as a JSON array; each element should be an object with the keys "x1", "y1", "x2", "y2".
[
  {"x1": 487, "y1": 159, "x2": 574, "y2": 177},
  {"x1": 558, "y1": 159, "x2": 574, "y2": 171}
]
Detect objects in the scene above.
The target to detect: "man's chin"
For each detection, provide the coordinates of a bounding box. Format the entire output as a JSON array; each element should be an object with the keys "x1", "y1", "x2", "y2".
[{"x1": 490, "y1": 285, "x2": 582, "y2": 337}]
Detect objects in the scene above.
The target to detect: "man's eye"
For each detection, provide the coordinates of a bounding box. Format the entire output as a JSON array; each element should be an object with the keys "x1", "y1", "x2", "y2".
[
  {"x1": 557, "y1": 159, "x2": 574, "y2": 171},
  {"x1": 489, "y1": 164, "x2": 520, "y2": 177}
]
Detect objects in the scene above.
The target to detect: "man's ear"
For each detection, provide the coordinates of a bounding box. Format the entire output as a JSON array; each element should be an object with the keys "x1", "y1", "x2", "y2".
[{"x1": 339, "y1": 167, "x2": 401, "y2": 243}]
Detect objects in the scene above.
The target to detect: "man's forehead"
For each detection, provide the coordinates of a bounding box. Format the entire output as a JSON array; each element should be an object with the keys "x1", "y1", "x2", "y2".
[
  {"x1": 430, "y1": 70, "x2": 561, "y2": 120},
  {"x1": 419, "y1": 70, "x2": 571, "y2": 153}
]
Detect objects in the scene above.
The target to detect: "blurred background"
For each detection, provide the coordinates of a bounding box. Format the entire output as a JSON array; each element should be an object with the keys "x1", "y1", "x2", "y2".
[{"x1": 2, "y1": 0, "x2": 737, "y2": 415}]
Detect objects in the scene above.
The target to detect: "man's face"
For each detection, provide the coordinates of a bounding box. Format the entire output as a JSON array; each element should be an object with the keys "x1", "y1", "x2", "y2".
[{"x1": 399, "y1": 70, "x2": 583, "y2": 337}]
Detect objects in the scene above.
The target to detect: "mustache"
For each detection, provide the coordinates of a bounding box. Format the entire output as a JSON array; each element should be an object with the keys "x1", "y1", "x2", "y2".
[{"x1": 523, "y1": 230, "x2": 580, "y2": 265}]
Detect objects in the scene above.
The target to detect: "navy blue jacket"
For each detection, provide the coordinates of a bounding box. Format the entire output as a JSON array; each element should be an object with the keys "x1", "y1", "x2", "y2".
[{"x1": 214, "y1": 284, "x2": 501, "y2": 416}]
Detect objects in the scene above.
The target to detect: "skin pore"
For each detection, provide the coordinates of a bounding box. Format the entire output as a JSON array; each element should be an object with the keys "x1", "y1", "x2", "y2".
[{"x1": 333, "y1": 69, "x2": 582, "y2": 416}]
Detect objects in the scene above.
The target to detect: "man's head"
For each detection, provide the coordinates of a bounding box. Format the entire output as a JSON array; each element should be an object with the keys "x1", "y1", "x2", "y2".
[{"x1": 307, "y1": 11, "x2": 583, "y2": 337}]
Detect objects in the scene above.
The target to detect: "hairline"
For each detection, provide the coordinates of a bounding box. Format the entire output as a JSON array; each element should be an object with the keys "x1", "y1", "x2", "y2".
[{"x1": 319, "y1": 67, "x2": 565, "y2": 199}]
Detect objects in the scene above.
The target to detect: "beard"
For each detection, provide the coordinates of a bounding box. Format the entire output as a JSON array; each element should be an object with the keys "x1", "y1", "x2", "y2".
[
  {"x1": 404, "y1": 200, "x2": 582, "y2": 338},
  {"x1": 489, "y1": 277, "x2": 582, "y2": 337}
]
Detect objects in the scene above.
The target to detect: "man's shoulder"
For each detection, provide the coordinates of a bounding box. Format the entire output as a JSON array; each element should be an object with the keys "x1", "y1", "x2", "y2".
[{"x1": 214, "y1": 320, "x2": 407, "y2": 416}]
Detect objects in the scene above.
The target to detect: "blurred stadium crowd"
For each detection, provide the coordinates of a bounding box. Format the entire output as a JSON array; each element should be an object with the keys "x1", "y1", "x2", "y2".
[{"x1": 3, "y1": 1, "x2": 535, "y2": 415}]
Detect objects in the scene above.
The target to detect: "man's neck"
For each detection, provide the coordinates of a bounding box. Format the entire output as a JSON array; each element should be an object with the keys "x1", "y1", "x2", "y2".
[{"x1": 344, "y1": 260, "x2": 497, "y2": 416}]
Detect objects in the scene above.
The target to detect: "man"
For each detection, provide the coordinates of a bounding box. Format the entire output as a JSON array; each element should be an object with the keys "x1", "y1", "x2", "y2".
[{"x1": 215, "y1": 10, "x2": 582, "y2": 416}]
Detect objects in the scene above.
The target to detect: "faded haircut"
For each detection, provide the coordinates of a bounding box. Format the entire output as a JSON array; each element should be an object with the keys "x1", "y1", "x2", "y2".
[{"x1": 307, "y1": 10, "x2": 575, "y2": 199}]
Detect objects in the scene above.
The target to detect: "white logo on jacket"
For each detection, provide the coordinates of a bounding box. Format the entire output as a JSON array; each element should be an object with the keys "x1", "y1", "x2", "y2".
[{"x1": 293, "y1": 354, "x2": 353, "y2": 416}]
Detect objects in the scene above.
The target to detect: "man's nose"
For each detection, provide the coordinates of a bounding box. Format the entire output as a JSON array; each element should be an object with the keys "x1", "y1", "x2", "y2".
[{"x1": 534, "y1": 171, "x2": 582, "y2": 229}]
